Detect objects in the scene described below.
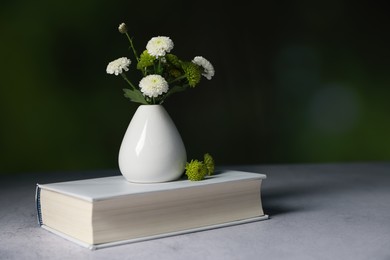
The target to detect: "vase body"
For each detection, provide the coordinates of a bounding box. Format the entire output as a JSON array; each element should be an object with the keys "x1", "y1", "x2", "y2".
[{"x1": 118, "y1": 105, "x2": 187, "y2": 183}]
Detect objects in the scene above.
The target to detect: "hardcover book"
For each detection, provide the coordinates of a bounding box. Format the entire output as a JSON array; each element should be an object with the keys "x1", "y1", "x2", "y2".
[{"x1": 36, "y1": 170, "x2": 268, "y2": 250}]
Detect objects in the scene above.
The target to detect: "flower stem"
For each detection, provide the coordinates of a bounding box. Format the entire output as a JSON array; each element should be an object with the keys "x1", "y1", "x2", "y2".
[
  {"x1": 121, "y1": 73, "x2": 137, "y2": 90},
  {"x1": 168, "y1": 75, "x2": 186, "y2": 84},
  {"x1": 157, "y1": 58, "x2": 162, "y2": 75},
  {"x1": 125, "y1": 32, "x2": 139, "y2": 62}
]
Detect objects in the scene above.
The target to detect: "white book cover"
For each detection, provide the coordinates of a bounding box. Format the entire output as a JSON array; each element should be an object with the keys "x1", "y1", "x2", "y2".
[{"x1": 37, "y1": 170, "x2": 266, "y2": 201}]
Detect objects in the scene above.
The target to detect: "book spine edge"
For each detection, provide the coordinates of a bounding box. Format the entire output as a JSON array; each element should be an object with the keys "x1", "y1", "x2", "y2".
[{"x1": 35, "y1": 185, "x2": 43, "y2": 226}]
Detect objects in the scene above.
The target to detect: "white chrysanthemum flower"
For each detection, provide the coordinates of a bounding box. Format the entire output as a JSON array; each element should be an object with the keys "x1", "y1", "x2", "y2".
[
  {"x1": 192, "y1": 56, "x2": 215, "y2": 80},
  {"x1": 139, "y1": 74, "x2": 169, "y2": 98},
  {"x1": 106, "y1": 57, "x2": 131, "y2": 76},
  {"x1": 146, "y1": 36, "x2": 174, "y2": 58}
]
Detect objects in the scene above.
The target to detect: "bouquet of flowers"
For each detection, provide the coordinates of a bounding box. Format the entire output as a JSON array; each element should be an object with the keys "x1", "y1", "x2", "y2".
[
  {"x1": 106, "y1": 23, "x2": 216, "y2": 181},
  {"x1": 106, "y1": 23, "x2": 215, "y2": 105}
]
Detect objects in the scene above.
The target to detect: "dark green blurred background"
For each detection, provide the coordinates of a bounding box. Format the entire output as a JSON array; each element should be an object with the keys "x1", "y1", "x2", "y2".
[{"x1": 1, "y1": 0, "x2": 389, "y2": 174}]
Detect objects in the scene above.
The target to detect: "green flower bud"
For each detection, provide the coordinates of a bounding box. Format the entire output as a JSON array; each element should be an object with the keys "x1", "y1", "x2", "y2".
[
  {"x1": 137, "y1": 50, "x2": 155, "y2": 70},
  {"x1": 185, "y1": 160, "x2": 207, "y2": 181},
  {"x1": 203, "y1": 153, "x2": 215, "y2": 176},
  {"x1": 165, "y1": 54, "x2": 181, "y2": 68},
  {"x1": 182, "y1": 62, "x2": 201, "y2": 87}
]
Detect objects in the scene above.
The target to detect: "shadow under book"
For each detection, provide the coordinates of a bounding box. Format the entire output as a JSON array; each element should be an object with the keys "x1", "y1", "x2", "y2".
[{"x1": 36, "y1": 170, "x2": 268, "y2": 250}]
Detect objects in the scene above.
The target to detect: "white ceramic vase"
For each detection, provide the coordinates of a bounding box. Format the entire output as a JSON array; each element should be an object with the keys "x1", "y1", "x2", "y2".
[{"x1": 118, "y1": 105, "x2": 187, "y2": 183}]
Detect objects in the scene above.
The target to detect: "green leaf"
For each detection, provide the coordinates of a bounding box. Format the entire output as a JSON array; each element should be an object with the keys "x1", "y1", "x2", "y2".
[
  {"x1": 164, "y1": 85, "x2": 188, "y2": 99},
  {"x1": 123, "y1": 88, "x2": 148, "y2": 104}
]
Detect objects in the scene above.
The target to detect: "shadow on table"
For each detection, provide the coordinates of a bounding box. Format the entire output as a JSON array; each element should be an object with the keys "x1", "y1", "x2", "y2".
[{"x1": 261, "y1": 181, "x2": 337, "y2": 217}]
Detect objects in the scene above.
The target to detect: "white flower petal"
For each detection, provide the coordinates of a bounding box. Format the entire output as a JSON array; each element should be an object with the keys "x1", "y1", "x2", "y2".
[
  {"x1": 192, "y1": 56, "x2": 215, "y2": 80},
  {"x1": 139, "y1": 74, "x2": 169, "y2": 98},
  {"x1": 106, "y1": 57, "x2": 131, "y2": 76},
  {"x1": 146, "y1": 36, "x2": 174, "y2": 58}
]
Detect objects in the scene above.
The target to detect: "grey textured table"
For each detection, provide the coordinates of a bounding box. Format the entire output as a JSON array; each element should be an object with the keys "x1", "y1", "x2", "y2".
[{"x1": 1, "y1": 162, "x2": 390, "y2": 260}]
